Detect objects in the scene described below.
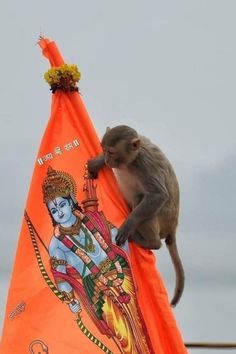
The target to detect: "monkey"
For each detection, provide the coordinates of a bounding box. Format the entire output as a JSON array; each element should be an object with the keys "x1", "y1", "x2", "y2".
[{"x1": 87, "y1": 125, "x2": 184, "y2": 306}]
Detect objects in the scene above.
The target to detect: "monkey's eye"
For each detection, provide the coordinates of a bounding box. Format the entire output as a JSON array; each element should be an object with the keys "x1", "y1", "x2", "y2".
[{"x1": 108, "y1": 150, "x2": 115, "y2": 155}]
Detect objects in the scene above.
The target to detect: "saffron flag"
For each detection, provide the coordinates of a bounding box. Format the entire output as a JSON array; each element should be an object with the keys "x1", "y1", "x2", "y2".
[{"x1": 0, "y1": 38, "x2": 187, "y2": 354}]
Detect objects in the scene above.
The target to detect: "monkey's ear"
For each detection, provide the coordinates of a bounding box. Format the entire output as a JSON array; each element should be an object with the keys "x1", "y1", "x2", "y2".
[
  {"x1": 131, "y1": 138, "x2": 140, "y2": 150},
  {"x1": 106, "y1": 126, "x2": 111, "y2": 133}
]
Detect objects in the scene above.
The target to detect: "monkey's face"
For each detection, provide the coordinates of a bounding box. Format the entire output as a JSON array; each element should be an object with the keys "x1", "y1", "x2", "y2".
[
  {"x1": 102, "y1": 145, "x2": 124, "y2": 168},
  {"x1": 102, "y1": 139, "x2": 140, "y2": 168}
]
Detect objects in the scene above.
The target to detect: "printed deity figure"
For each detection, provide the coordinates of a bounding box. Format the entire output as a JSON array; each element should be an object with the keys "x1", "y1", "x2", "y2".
[{"x1": 41, "y1": 166, "x2": 153, "y2": 354}]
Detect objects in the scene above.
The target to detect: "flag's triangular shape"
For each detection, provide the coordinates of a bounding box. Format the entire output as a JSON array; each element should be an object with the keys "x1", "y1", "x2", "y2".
[{"x1": 0, "y1": 38, "x2": 187, "y2": 354}]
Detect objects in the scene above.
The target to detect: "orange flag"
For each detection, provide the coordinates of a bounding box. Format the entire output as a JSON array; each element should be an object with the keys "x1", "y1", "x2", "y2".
[{"x1": 0, "y1": 38, "x2": 187, "y2": 354}]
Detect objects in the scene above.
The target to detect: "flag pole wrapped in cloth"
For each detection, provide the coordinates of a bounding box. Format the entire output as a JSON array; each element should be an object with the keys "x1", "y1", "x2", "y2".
[{"x1": 0, "y1": 38, "x2": 188, "y2": 354}]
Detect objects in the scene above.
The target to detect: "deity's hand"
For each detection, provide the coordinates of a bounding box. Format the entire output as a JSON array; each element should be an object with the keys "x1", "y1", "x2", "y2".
[
  {"x1": 69, "y1": 299, "x2": 81, "y2": 314},
  {"x1": 116, "y1": 219, "x2": 136, "y2": 246}
]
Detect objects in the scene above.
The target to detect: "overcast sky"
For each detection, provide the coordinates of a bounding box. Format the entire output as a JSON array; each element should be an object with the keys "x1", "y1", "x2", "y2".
[{"x1": 1, "y1": 1, "x2": 236, "y2": 352}]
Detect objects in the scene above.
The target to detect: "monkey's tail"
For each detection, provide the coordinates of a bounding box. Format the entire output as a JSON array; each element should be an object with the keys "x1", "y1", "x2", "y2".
[{"x1": 165, "y1": 235, "x2": 185, "y2": 307}]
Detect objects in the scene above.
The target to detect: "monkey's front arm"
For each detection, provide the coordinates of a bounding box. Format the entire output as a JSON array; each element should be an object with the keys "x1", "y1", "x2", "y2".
[
  {"x1": 115, "y1": 191, "x2": 168, "y2": 246},
  {"x1": 87, "y1": 154, "x2": 105, "y2": 178}
]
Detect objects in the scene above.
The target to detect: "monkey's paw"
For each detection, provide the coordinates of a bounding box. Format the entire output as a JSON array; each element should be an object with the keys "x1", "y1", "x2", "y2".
[
  {"x1": 87, "y1": 158, "x2": 99, "y2": 179},
  {"x1": 116, "y1": 220, "x2": 136, "y2": 246}
]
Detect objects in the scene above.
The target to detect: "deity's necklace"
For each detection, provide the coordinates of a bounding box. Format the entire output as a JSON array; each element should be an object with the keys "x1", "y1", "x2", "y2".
[{"x1": 59, "y1": 217, "x2": 95, "y2": 253}]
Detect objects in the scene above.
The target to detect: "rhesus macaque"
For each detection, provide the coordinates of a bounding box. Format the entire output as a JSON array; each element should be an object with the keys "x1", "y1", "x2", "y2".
[{"x1": 87, "y1": 125, "x2": 184, "y2": 306}]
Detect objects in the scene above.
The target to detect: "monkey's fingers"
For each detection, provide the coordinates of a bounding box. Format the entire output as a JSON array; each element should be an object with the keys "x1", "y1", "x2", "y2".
[
  {"x1": 88, "y1": 171, "x2": 98, "y2": 179},
  {"x1": 116, "y1": 240, "x2": 125, "y2": 246},
  {"x1": 115, "y1": 237, "x2": 122, "y2": 246},
  {"x1": 115, "y1": 233, "x2": 123, "y2": 246},
  {"x1": 87, "y1": 161, "x2": 99, "y2": 179},
  {"x1": 115, "y1": 232, "x2": 128, "y2": 246},
  {"x1": 86, "y1": 166, "x2": 99, "y2": 179}
]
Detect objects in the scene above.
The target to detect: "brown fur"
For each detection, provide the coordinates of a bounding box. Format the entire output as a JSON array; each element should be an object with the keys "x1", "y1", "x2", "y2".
[{"x1": 88, "y1": 125, "x2": 184, "y2": 306}]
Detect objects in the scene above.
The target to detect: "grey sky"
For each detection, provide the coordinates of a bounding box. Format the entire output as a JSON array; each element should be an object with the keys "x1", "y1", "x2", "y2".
[{"x1": 1, "y1": 0, "x2": 236, "y2": 352}]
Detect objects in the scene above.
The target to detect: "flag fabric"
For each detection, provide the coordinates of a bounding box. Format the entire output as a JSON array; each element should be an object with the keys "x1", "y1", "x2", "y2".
[{"x1": 0, "y1": 38, "x2": 187, "y2": 354}]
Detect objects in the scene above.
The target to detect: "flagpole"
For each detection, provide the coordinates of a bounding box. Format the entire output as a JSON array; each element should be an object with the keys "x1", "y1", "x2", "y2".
[{"x1": 185, "y1": 342, "x2": 236, "y2": 349}]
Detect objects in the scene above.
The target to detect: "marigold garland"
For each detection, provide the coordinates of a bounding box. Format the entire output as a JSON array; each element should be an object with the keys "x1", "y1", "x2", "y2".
[{"x1": 44, "y1": 64, "x2": 81, "y2": 93}]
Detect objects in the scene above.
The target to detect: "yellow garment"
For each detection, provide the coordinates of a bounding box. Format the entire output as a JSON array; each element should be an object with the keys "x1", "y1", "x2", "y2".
[{"x1": 102, "y1": 268, "x2": 151, "y2": 354}]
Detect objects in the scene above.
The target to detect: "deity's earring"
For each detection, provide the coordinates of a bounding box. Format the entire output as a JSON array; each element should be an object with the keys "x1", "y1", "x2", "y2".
[
  {"x1": 69, "y1": 199, "x2": 75, "y2": 212},
  {"x1": 70, "y1": 194, "x2": 77, "y2": 209}
]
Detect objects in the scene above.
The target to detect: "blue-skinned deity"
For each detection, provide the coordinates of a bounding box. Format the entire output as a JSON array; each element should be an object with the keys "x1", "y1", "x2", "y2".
[{"x1": 37, "y1": 166, "x2": 152, "y2": 354}]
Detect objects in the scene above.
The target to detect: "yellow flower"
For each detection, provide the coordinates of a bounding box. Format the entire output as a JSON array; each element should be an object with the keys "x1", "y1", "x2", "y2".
[{"x1": 44, "y1": 64, "x2": 81, "y2": 89}]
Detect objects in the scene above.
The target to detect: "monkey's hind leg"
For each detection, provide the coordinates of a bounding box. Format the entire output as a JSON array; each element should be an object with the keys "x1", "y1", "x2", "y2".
[{"x1": 131, "y1": 220, "x2": 162, "y2": 250}]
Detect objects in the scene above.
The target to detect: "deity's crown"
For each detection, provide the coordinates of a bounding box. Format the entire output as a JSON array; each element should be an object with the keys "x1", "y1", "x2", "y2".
[{"x1": 42, "y1": 166, "x2": 77, "y2": 204}]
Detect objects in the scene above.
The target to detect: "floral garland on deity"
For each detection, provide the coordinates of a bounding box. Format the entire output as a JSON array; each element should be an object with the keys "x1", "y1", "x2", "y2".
[{"x1": 54, "y1": 209, "x2": 131, "y2": 304}]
